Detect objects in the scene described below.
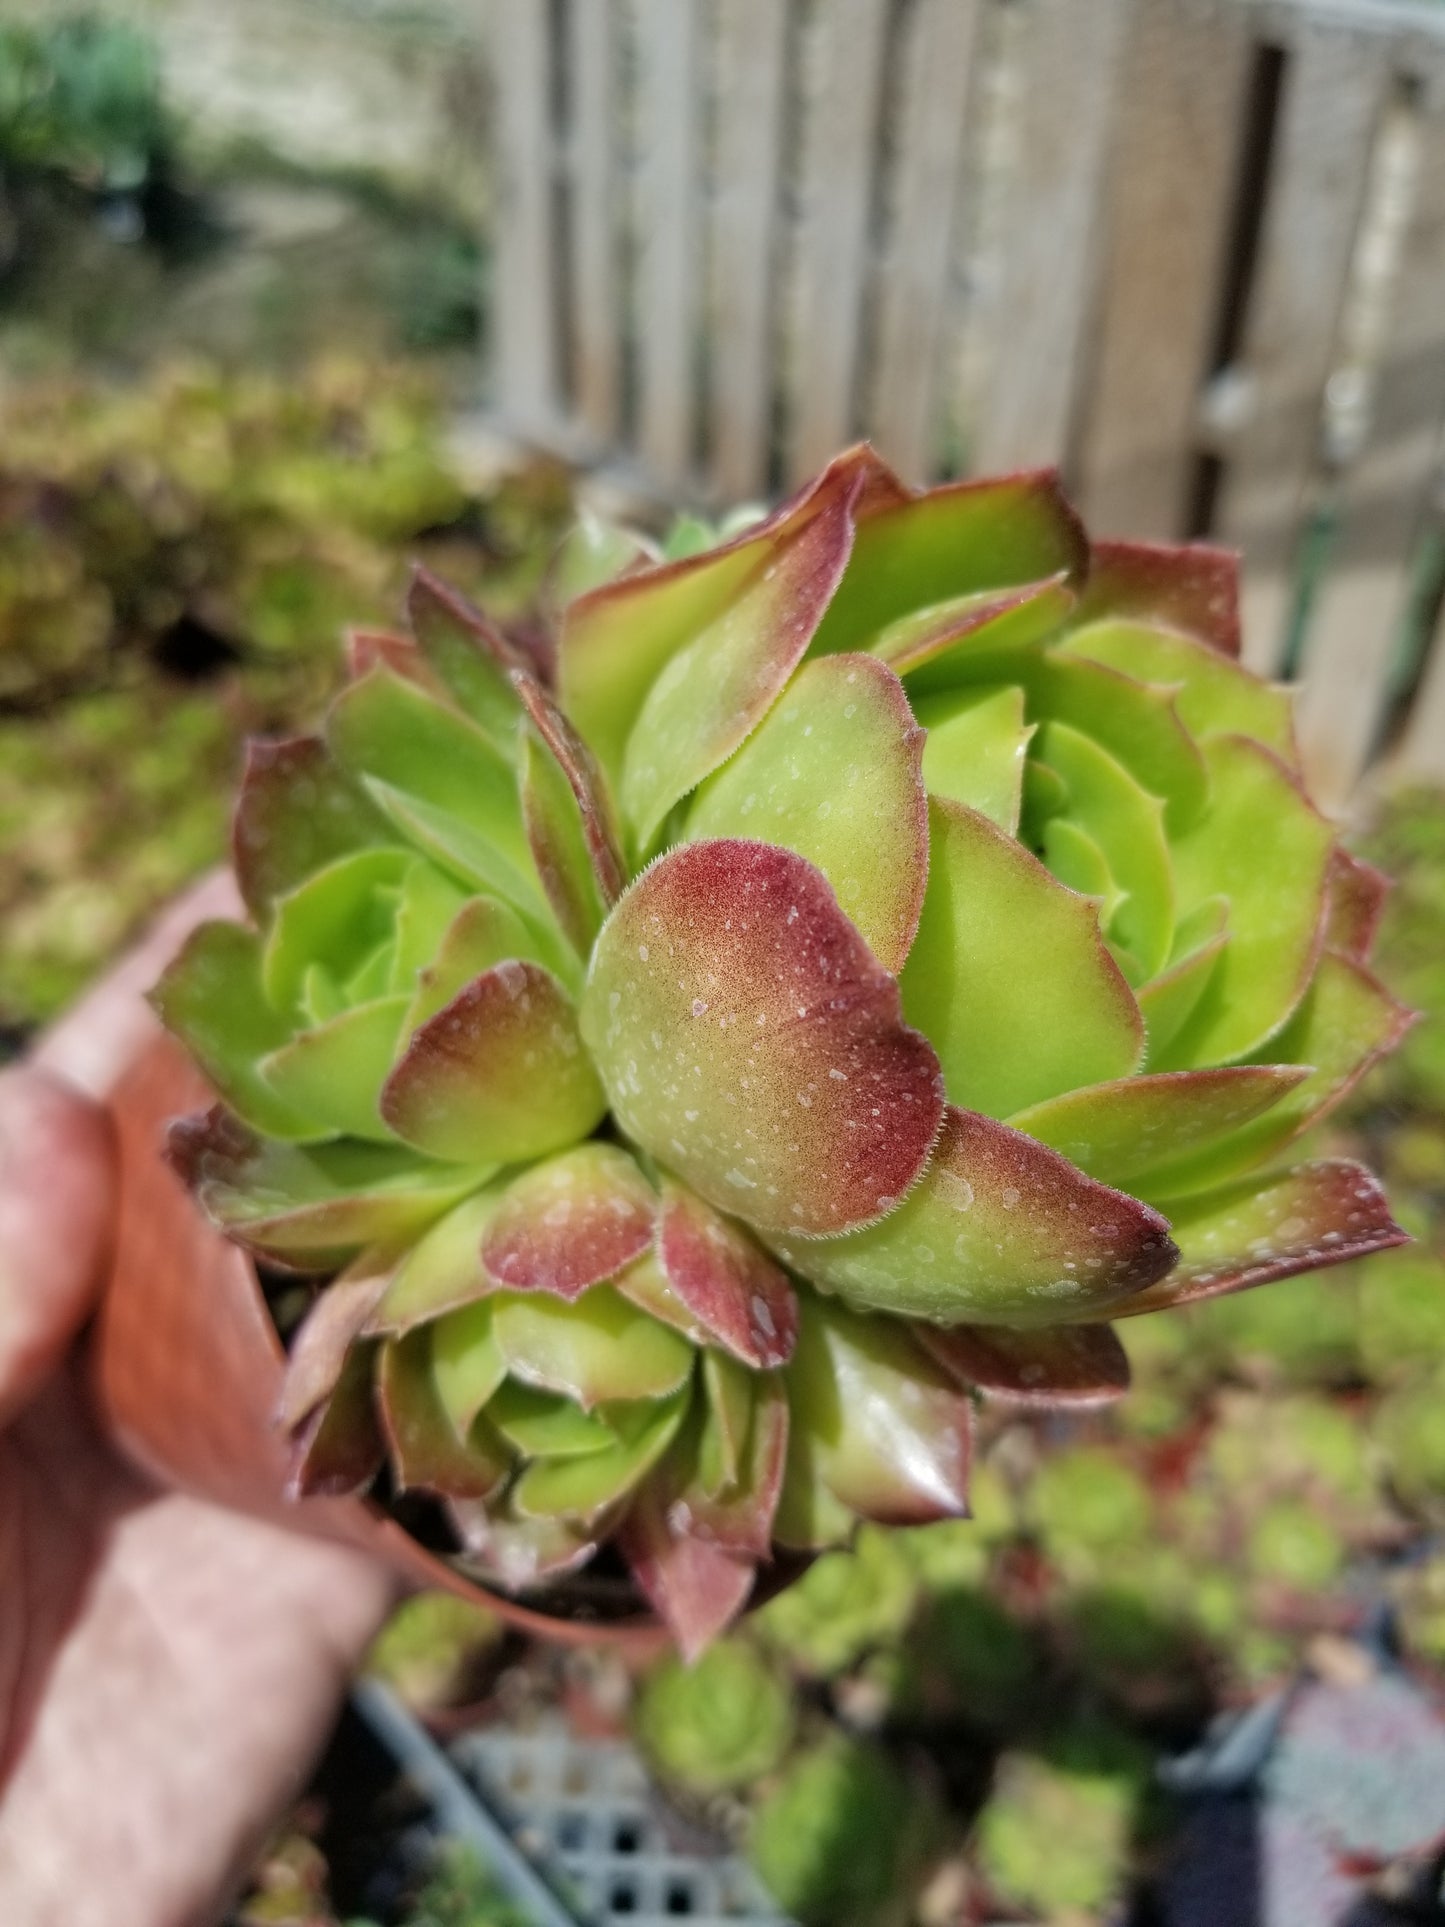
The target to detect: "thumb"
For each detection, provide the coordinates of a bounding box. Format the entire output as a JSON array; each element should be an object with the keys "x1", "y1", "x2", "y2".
[{"x1": 0, "y1": 1067, "x2": 117, "y2": 1430}]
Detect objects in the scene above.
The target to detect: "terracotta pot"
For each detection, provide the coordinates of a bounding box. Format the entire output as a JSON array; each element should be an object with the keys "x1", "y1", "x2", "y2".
[{"x1": 92, "y1": 1033, "x2": 667, "y2": 1656}]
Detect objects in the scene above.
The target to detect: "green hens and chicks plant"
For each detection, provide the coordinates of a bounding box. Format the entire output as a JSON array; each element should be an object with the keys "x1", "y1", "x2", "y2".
[{"x1": 154, "y1": 445, "x2": 1412, "y2": 1657}]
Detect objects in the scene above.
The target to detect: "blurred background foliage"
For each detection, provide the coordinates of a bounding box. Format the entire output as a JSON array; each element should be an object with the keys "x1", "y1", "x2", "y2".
[{"x1": 4, "y1": 12, "x2": 1444, "y2": 1923}]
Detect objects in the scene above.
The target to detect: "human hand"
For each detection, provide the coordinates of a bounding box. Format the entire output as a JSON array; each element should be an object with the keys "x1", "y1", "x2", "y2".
[{"x1": 0, "y1": 880, "x2": 400, "y2": 1927}]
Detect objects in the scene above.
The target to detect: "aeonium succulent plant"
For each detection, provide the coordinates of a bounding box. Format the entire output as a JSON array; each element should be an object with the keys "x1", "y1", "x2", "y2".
[{"x1": 152, "y1": 444, "x2": 1412, "y2": 1656}]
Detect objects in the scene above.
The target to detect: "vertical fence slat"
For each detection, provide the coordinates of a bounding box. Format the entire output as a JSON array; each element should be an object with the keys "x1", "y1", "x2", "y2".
[
  {"x1": 491, "y1": 0, "x2": 559, "y2": 436},
  {"x1": 785, "y1": 0, "x2": 890, "y2": 486},
  {"x1": 636, "y1": 0, "x2": 703, "y2": 488},
  {"x1": 1075, "y1": 0, "x2": 1252, "y2": 538},
  {"x1": 1295, "y1": 99, "x2": 1445, "y2": 803},
  {"x1": 867, "y1": 0, "x2": 981, "y2": 487},
  {"x1": 967, "y1": 0, "x2": 1131, "y2": 478},
  {"x1": 567, "y1": 0, "x2": 621, "y2": 447},
  {"x1": 1399, "y1": 579, "x2": 1445, "y2": 783},
  {"x1": 708, "y1": 0, "x2": 790, "y2": 502},
  {"x1": 1214, "y1": 24, "x2": 1389, "y2": 673}
]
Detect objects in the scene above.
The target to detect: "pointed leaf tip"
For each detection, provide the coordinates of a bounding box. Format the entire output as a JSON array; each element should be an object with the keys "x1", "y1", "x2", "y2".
[
  {"x1": 582, "y1": 839, "x2": 945, "y2": 1240},
  {"x1": 771, "y1": 1105, "x2": 1178, "y2": 1327},
  {"x1": 919, "y1": 1322, "x2": 1130, "y2": 1407},
  {"x1": 1111, "y1": 1159, "x2": 1408, "y2": 1318},
  {"x1": 656, "y1": 1180, "x2": 799, "y2": 1367},
  {"x1": 621, "y1": 1475, "x2": 758, "y2": 1659},
  {"x1": 1077, "y1": 538, "x2": 1241, "y2": 656}
]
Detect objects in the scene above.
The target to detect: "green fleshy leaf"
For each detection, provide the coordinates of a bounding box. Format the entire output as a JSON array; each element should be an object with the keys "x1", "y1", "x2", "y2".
[
  {"x1": 1111, "y1": 1159, "x2": 1406, "y2": 1318},
  {"x1": 344, "y1": 940, "x2": 397, "y2": 1005},
  {"x1": 300, "y1": 963, "x2": 348, "y2": 1027},
  {"x1": 1035, "y1": 720, "x2": 1174, "y2": 982},
  {"x1": 512, "y1": 1391, "x2": 686, "y2": 1521},
  {"x1": 232, "y1": 736, "x2": 394, "y2": 923},
  {"x1": 169, "y1": 1107, "x2": 485, "y2": 1272},
  {"x1": 545, "y1": 509, "x2": 656, "y2": 612},
  {"x1": 328, "y1": 667, "x2": 538, "y2": 910},
  {"x1": 516, "y1": 673, "x2": 626, "y2": 926},
  {"x1": 1013, "y1": 654, "x2": 1209, "y2": 834},
  {"x1": 405, "y1": 892, "x2": 574, "y2": 1030},
  {"x1": 581, "y1": 840, "x2": 945, "y2": 1239},
  {"x1": 491, "y1": 1285, "x2": 696, "y2": 1409},
  {"x1": 485, "y1": 1380, "x2": 619, "y2": 1457},
  {"x1": 361, "y1": 780, "x2": 548, "y2": 922},
  {"x1": 620, "y1": 474, "x2": 855, "y2": 850},
  {"x1": 370, "y1": 1189, "x2": 505, "y2": 1334},
  {"x1": 772, "y1": 1438, "x2": 858, "y2": 1551},
  {"x1": 915, "y1": 685, "x2": 1033, "y2": 833},
  {"x1": 768, "y1": 1105, "x2": 1176, "y2": 1327},
  {"x1": 431, "y1": 1297, "x2": 509, "y2": 1431},
  {"x1": 686, "y1": 1370, "x2": 789, "y2": 1555},
  {"x1": 656, "y1": 1178, "x2": 800, "y2": 1368},
  {"x1": 519, "y1": 722, "x2": 607, "y2": 954},
  {"x1": 1141, "y1": 953, "x2": 1414, "y2": 1197},
  {"x1": 559, "y1": 450, "x2": 864, "y2": 788},
  {"x1": 377, "y1": 1328, "x2": 509, "y2": 1499},
  {"x1": 1041, "y1": 818, "x2": 1125, "y2": 926},
  {"x1": 900, "y1": 799, "x2": 1143, "y2": 1118},
  {"x1": 1007, "y1": 1065, "x2": 1311, "y2": 1189},
  {"x1": 611, "y1": 1251, "x2": 710, "y2": 1342},
  {"x1": 684, "y1": 655, "x2": 927, "y2": 973},
  {"x1": 262, "y1": 847, "x2": 411, "y2": 1020},
  {"x1": 149, "y1": 921, "x2": 316, "y2": 1137},
  {"x1": 1137, "y1": 897, "x2": 1229, "y2": 1065},
  {"x1": 808, "y1": 469, "x2": 1086, "y2": 658},
  {"x1": 382, "y1": 961, "x2": 606, "y2": 1166},
  {"x1": 407, "y1": 564, "x2": 528, "y2": 752},
  {"x1": 276, "y1": 1270, "x2": 391, "y2": 1433},
  {"x1": 1061, "y1": 618, "x2": 1295, "y2": 763},
  {"x1": 787, "y1": 1295, "x2": 971, "y2": 1525},
  {"x1": 869, "y1": 574, "x2": 1076, "y2": 677},
  {"x1": 1323, "y1": 846, "x2": 1390, "y2": 962},
  {"x1": 259, "y1": 995, "x2": 411, "y2": 1142},
  {"x1": 389, "y1": 860, "x2": 469, "y2": 989},
  {"x1": 1156, "y1": 735, "x2": 1334, "y2": 1067},
  {"x1": 287, "y1": 1341, "x2": 384, "y2": 1498},
  {"x1": 480, "y1": 1143, "x2": 657, "y2": 1300},
  {"x1": 920, "y1": 1322, "x2": 1130, "y2": 1406},
  {"x1": 1072, "y1": 538, "x2": 1241, "y2": 656},
  {"x1": 700, "y1": 1349, "x2": 754, "y2": 1494}
]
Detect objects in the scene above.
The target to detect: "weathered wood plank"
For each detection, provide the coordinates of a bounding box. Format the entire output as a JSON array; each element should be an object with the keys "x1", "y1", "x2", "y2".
[
  {"x1": 1214, "y1": 24, "x2": 1390, "y2": 674},
  {"x1": 1398, "y1": 585, "x2": 1445, "y2": 784},
  {"x1": 490, "y1": 0, "x2": 559, "y2": 437},
  {"x1": 708, "y1": 0, "x2": 790, "y2": 502},
  {"x1": 1075, "y1": 0, "x2": 1252, "y2": 538},
  {"x1": 967, "y1": 0, "x2": 1132, "y2": 479},
  {"x1": 635, "y1": 0, "x2": 704, "y2": 488},
  {"x1": 785, "y1": 0, "x2": 890, "y2": 486},
  {"x1": 566, "y1": 0, "x2": 621, "y2": 447},
  {"x1": 1294, "y1": 95, "x2": 1445, "y2": 804},
  {"x1": 867, "y1": 0, "x2": 981, "y2": 487}
]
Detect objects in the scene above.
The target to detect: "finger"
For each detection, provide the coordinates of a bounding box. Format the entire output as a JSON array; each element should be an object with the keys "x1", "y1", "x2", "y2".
[
  {"x1": 0, "y1": 1068, "x2": 118, "y2": 1429},
  {"x1": 35, "y1": 869, "x2": 241, "y2": 1101}
]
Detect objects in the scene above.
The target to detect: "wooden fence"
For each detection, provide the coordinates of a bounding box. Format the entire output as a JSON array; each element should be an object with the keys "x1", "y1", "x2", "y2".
[{"x1": 482, "y1": 0, "x2": 1445, "y2": 805}]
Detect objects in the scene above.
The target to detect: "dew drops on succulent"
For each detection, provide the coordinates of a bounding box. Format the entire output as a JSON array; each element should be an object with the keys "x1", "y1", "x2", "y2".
[{"x1": 154, "y1": 445, "x2": 1413, "y2": 1656}]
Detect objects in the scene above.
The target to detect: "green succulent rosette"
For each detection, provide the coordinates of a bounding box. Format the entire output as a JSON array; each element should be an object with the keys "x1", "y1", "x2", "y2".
[{"x1": 155, "y1": 446, "x2": 1410, "y2": 1654}]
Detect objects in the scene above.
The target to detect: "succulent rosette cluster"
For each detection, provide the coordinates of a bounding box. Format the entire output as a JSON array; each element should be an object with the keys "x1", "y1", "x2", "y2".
[{"x1": 154, "y1": 446, "x2": 1411, "y2": 1654}]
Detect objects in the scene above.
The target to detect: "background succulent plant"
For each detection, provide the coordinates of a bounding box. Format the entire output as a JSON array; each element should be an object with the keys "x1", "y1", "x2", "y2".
[{"x1": 155, "y1": 444, "x2": 1411, "y2": 1654}]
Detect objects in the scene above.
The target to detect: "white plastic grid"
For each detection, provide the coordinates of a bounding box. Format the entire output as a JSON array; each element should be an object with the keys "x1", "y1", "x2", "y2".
[{"x1": 452, "y1": 1716, "x2": 792, "y2": 1927}]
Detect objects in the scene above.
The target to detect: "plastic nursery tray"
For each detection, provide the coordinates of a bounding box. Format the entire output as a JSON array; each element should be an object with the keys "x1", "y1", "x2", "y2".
[{"x1": 353, "y1": 1682, "x2": 791, "y2": 1927}]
